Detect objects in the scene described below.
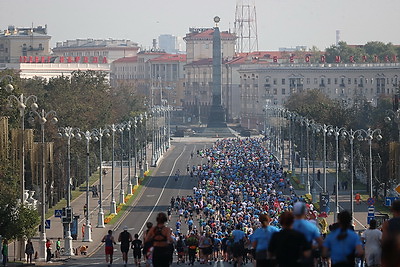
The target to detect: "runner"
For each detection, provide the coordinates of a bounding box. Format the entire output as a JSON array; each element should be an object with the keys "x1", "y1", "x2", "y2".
[
  {"x1": 131, "y1": 233, "x2": 143, "y2": 266},
  {"x1": 118, "y1": 226, "x2": 133, "y2": 266},
  {"x1": 102, "y1": 230, "x2": 117, "y2": 266}
]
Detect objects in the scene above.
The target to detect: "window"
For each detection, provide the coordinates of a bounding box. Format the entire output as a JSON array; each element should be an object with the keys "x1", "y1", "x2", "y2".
[
  {"x1": 306, "y1": 78, "x2": 310, "y2": 84},
  {"x1": 334, "y1": 78, "x2": 338, "y2": 84},
  {"x1": 348, "y1": 78, "x2": 351, "y2": 84},
  {"x1": 265, "y1": 78, "x2": 270, "y2": 83},
  {"x1": 327, "y1": 78, "x2": 331, "y2": 85},
  {"x1": 282, "y1": 88, "x2": 286, "y2": 95},
  {"x1": 354, "y1": 78, "x2": 357, "y2": 84},
  {"x1": 314, "y1": 78, "x2": 318, "y2": 84},
  {"x1": 273, "y1": 78, "x2": 277, "y2": 85},
  {"x1": 273, "y1": 88, "x2": 277, "y2": 95},
  {"x1": 281, "y1": 78, "x2": 285, "y2": 85}
]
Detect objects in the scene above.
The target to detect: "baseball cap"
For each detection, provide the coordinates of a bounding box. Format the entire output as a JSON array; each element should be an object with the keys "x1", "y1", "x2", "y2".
[{"x1": 293, "y1": 202, "x2": 307, "y2": 216}]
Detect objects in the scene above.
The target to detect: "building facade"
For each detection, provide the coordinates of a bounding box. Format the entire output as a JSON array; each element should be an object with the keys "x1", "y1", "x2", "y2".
[
  {"x1": 111, "y1": 52, "x2": 186, "y2": 108},
  {"x1": 0, "y1": 25, "x2": 51, "y2": 63},
  {"x1": 238, "y1": 63, "x2": 400, "y2": 129},
  {"x1": 52, "y1": 38, "x2": 139, "y2": 63}
]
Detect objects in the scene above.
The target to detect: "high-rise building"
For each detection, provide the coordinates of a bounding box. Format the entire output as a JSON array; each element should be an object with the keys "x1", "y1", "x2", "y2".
[{"x1": 158, "y1": 34, "x2": 178, "y2": 54}]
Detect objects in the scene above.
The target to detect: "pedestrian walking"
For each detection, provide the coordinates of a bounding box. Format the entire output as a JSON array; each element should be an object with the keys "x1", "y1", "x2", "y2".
[
  {"x1": 323, "y1": 210, "x2": 363, "y2": 267},
  {"x1": 25, "y1": 239, "x2": 34, "y2": 264},
  {"x1": 144, "y1": 212, "x2": 174, "y2": 267},
  {"x1": 102, "y1": 230, "x2": 116, "y2": 266},
  {"x1": 362, "y1": 219, "x2": 382, "y2": 267},
  {"x1": 382, "y1": 199, "x2": 400, "y2": 267},
  {"x1": 2, "y1": 239, "x2": 8, "y2": 267},
  {"x1": 55, "y1": 237, "x2": 61, "y2": 258},
  {"x1": 118, "y1": 226, "x2": 133, "y2": 266},
  {"x1": 131, "y1": 234, "x2": 143, "y2": 266},
  {"x1": 45, "y1": 238, "x2": 52, "y2": 262}
]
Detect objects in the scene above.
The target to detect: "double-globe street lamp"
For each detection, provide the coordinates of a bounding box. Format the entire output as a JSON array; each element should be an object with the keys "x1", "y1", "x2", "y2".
[
  {"x1": 108, "y1": 123, "x2": 119, "y2": 214},
  {"x1": 76, "y1": 130, "x2": 94, "y2": 242},
  {"x1": 58, "y1": 126, "x2": 80, "y2": 255},
  {"x1": 28, "y1": 109, "x2": 58, "y2": 260},
  {"x1": 118, "y1": 123, "x2": 126, "y2": 204},
  {"x1": 91, "y1": 127, "x2": 109, "y2": 228},
  {"x1": 357, "y1": 129, "x2": 383, "y2": 198},
  {"x1": 327, "y1": 126, "x2": 346, "y2": 223},
  {"x1": 7, "y1": 93, "x2": 38, "y2": 203}
]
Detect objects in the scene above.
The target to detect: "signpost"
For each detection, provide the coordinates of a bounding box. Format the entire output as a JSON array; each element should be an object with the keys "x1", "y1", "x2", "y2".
[
  {"x1": 54, "y1": 209, "x2": 62, "y2": 218},
  {"x1": 367, "y1": 206, "x2": 375, "y2": 224},
  {"x1": 45, "y1": 219, "x2": 51, "y2": 229},
  {"x1": 385, "y1": 196, "x2": 399, "y2": 206},
  {"x1": 319, "y1": 192, "x2": 330, "y2": 213},
  {"x1": 367, "y1": 197, "x2": 375, "y2": 206}
]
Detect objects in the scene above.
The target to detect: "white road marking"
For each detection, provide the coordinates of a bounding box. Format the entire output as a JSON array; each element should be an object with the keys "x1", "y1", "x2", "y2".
[{"x1": 138, "y1": 146, "x2": 187, "y2": 237}]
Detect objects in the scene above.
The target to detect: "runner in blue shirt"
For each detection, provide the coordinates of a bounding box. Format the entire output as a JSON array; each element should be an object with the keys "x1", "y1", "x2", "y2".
[
  {"x1": 323, "y1": 210, "x2": 363, "y2": 266},
  {"x1": 252, "y1": 214, "x2": 279, "y2": 267}
]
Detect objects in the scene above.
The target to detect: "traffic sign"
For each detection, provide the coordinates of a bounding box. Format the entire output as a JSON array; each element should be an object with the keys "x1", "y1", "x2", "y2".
[
  {"x1": 54, "y1": 209, "x2": 62, "y2": 218},
  {"x1": 396, "y1": 184, "x2": 400, "y2": 194},
  {"x1": 367, "y1": 197, "x2": 375, "y2": 206},
  {"x1": 385, "y1": 197, "x2": 399, "y2": 206},
  {"x1": 367, "y1": 205, "x2": 375, "y2": 224},
  {"x1": 45, "y1": 220, "x2": 51, "y2": 229}
]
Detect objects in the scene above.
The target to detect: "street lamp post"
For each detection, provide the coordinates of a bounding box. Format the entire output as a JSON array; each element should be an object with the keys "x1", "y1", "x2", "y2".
[
  {"x1": 342, "y1": 129, "x2": 364, "y2": 218},
  {"x1": 119, "y1": 124, "x2": 126, "y2": 204},
  {"x1": 7, "y1": 93, "x2": 38, "y2": 203},
  {"x1": 126, "y1": 121, "x2": 133, "y2": 195},
  {"x1": 131, "y1": 117, "x2": 138, "y2": 184},
  {"x1": 166, "y1": 106, "x2": 171, "y2": 149},
  {"x1": 109, "y1": 124, "x2": 118, "y2": 214},
  {"x1": 28, "y1": 109, "x2": 58, "y2": 260},
  {"x1": 91, "y1": 127, "x2": 109, "y2": 228},
  {"x1": 327, "y1": 126, "x2": 346, "y2": 222},
  {"x1": 357, "y1": 128, "x2": 383, "y2": 198},
  {"x1": 316, "y1": 124, "x2": 332, "y2": 193},
  {"x1": 58, "y1": 126, "x2": 80, "y2": 255},
  {"x1": 76, "y1": 130, "x2": 94, "y2": 242}
]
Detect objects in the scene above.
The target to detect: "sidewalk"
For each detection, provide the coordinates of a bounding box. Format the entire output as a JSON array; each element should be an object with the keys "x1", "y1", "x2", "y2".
[{"x1": 7, "y1": 144, "x2": 155, "y2": 264}]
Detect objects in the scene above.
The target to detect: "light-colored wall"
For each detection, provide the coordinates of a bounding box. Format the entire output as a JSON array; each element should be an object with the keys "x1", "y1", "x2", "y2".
[
  {"x1": 0, "y1": 35, "x2": 51, "y2": 63},
  {"x1": 238, "y1": 63, "x2": 400, "y2": 129}
]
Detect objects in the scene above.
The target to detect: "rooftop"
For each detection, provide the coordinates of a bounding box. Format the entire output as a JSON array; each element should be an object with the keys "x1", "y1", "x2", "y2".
[{"x1": 184, "y1": 28, "x2": 236, "y2": 41}]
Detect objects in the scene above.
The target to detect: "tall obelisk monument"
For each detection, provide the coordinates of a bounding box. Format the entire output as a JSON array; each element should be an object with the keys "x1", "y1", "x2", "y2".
[{"x1": 207, "y1": 16, "x2": 227, "y2": 128}]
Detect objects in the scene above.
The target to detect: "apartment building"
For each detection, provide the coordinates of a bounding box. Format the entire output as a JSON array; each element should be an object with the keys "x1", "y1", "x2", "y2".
[{"x1": 0, "y1": 25, "x2": 51, "y2": 63}]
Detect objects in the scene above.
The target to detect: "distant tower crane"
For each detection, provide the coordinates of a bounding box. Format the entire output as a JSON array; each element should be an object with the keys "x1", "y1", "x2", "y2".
[{"x1": 234, "y1": 0, "x2": 259, "y2": 53}]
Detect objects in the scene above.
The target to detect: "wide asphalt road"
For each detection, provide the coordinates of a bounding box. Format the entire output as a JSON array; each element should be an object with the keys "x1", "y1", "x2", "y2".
[{"x1": 63, "y1": 138, "x2": 229, "y2": 266}]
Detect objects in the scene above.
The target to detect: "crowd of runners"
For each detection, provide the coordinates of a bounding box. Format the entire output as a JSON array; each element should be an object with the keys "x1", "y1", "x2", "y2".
[{"x1": 100, "y1": 137, "x2": 400, "y2": 267}]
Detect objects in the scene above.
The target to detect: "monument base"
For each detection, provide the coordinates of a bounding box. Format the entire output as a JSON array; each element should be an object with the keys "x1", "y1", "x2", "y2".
[{"x1": 207, "y1": 104, "x2": 227, "y2": 128}]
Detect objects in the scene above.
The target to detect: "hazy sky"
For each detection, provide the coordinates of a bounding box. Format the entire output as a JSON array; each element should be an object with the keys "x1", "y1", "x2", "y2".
[{"x1": 1, "y1": 0, "x2": 399, "y2": 51}]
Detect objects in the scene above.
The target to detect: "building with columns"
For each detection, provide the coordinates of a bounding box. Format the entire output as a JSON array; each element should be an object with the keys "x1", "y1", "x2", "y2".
[{"x1": 111, "y1": 51, "x2": 186, "y2": 108}]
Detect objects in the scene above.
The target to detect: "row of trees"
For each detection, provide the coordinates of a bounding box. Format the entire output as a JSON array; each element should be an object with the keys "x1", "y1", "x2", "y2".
[
  {"x1": 324, "y1": 41, "x2": 400, "y2": 63},
  {"x1": 284, "y1": 89, "x2": 398, "y2": 196},
  {"x1": 0, "y1": 70, "x2": 144, "y2": 240}
]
